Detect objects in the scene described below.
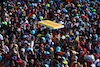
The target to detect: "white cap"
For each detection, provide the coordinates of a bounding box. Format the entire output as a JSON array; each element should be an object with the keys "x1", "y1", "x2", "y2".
[
  {"x1": 14, "y1": 51, "x2": 17, "y2": 54},
  {"x1": 14, "y1": 44, "x2": 18, "y2": 47},
  {"x1": 57, "y1": 10, "x2": 60, "y2": 13},
  {"x1": 61, "y1": 36, "x2": 65, "y2": 39},
  {"x1": 24, "y1": 41, "x2": 28, "y2": 44},
  {"x1": 28, "y1": 43, "x2": 30, "y2": 45},
  {"x1": 34, "y1": 3, "x2": 37, "y2": 6},
  {"x1": 65, "y1": 14, "x2": 69, "y2": 17},
  {"x1": 91, "y1": 64, "x2": 96, "y2": 67},
  {"x1": 17, "y1": 2, "x2": 21, "y2": 5},
  {"x1": 21, "y1": 48, "x2": 25, "y2": 52},
  {"x1": 9, "y1": 12, "x2": 12, "y2": 15},
  {"x1": 4, "y1": 8, "x2": 6, "y2": 11},
  {"x1": 25, "y1": 20, "x2": 28, "y2": 24},
  {"x1": 76, "y1": 31, "x2": 79, "y2": 35}
]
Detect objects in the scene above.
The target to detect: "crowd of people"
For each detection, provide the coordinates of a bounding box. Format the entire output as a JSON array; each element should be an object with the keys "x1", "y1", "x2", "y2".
[{"x1": 0, "y1": 0, "x2": 100, "y2": 67}]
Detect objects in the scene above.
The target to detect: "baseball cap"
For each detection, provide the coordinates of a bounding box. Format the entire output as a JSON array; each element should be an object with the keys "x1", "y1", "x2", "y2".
[
  {"x1": 44, "y1": 51, "x2": 50, "y2": 55},
  {"x1": 61, "y1": 36, "x2": 65, "y2": 39},
  {"x1": 94, "y1": 34, "x2": 98, "y2": 38},
  {"x1": 66, "y1": 35, "x2": 69, "y2": 37},
  {"x1": 21, "y1": 48, "x2": 25, "y2": 52},
  {"x1": 38, "y1": 34, "x2": 42, "y2": 37},
  {"x1": 17, "y1": 27, "x2": 21, "y2": 32},
  {"x1": 23, "y1": 35, "x2": 27, "y2": 38},
  {"x1": 31, "y1": 30, "x2": 35, "y2": 34},
  {"x1": 41, "y1": 37, "x2": 45, "y2": 40},
  {"x1": 62, "y1": 57, "x2": 66, "y2": 60},
  {"x1": 44, "y1": 64, "x2": 49, "y2": 67},
  {"x1": 46, "y1": 34, "x2": 51, "y2": 37},
  {"x1": 56, "y1": 46, "x2": 61, "y2": 52}
]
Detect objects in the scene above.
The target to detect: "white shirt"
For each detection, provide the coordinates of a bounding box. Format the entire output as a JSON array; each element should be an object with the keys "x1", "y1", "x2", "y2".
[
  {"x1": 84, "y1": 55, "x2": 95, "y2": 62},
  {"x1": 95, "y1": 47, "x2": 100, "y2": 54},
  {"x1": 94, "y1": 59, "x2": 100, "y2": 65},
  {"x1": 0, "y1": 34, "x2": 3, "y2": 40},
  {"x1": 30, "y1": 41, "x2": 34, "y2": 48}
]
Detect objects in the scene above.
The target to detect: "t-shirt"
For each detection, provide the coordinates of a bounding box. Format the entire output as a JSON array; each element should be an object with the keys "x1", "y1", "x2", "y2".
[
  {"x1": 0, "y1": 34, "x2": 3, "y2": 40},
  {"x1": 95, "y1": 47, "x2": 100, "y2": 54},
  {"x1": 94, "y1": 59, "x2": 100, "y2": 66}
]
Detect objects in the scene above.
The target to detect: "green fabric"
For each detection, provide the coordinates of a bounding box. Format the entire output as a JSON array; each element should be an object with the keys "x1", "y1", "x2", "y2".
[{"x1": 2, "y1": 21, "x2": 7, "y2": 25}]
